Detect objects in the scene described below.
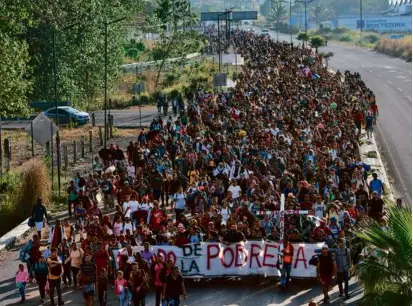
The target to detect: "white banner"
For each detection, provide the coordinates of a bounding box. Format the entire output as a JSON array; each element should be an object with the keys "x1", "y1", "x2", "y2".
[{"x1": 112, "y1": 242, "x2": 324, "y2": 278}]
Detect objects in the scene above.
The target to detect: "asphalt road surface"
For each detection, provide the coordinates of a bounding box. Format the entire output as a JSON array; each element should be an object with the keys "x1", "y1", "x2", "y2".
[{"x1": 262, "y1": 28, "x2": 412, "y2": 206}]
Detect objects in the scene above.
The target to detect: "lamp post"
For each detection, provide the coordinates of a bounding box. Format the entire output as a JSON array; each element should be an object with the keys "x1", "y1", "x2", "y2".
[
  {"x1": 360, "y1": 0, "x2": 363, "y2": 41},
  {"x1": 217, "y1": 8, "x2": 235, "y2": 72},
  {"x1": 52, "y1": 22, "x2": 79, "y2": 195},
  {"x1": 296, "y1": 0, "x2": 314, "y2": 35},
  {"x1": 277, "y1": 0, "x2": 292, "y2": 45},
  {"x1": 104, "y1": 17, "x2": 127, "y2": 148}
]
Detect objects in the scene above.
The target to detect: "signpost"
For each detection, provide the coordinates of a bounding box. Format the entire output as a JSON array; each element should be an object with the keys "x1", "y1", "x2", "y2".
[
  {"x1": 133, "y1": 83, "x2": 145, "y2": 128},
  {"x1": 388, "y1": 34, "x2": 405, "y2": 39}
]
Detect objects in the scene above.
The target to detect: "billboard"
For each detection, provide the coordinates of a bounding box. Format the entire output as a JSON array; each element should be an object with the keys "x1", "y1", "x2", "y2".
[
  {"x1": 201, "y1": 11, "x2": 258, "y2": 22},
  {"x1": 339, "y1": 15, "x2": 412, "y2": 32}
]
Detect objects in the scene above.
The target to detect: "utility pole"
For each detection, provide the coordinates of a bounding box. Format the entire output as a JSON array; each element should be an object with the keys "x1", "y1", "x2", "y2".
[
  {"x1": 52, "y1": 22, "x2": 79, "y2": 195},
  {"x1": 360, "y1": 0, "x2": 363, "y2": 41},
  {"x1": 104, "y1": 17, "x2": 127, "y2": 148}
]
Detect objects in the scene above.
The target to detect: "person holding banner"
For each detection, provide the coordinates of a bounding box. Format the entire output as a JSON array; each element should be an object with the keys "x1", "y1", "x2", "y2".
[
  {"x1": 162, "y1": 266, "x2": 187, "y2": 306},
  {"x1": 317, "y1": 245, "x2": 336, "y2": 304},
  {"x1": 278, "y1": 236, "x2": 294, "y2": 290}
]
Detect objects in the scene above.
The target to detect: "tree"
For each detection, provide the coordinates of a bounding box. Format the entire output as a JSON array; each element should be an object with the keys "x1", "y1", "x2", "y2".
[
  {"x1": 296, "y1": 32, "x2": 309, "y2": 48},
  {"x1": 355, "y1": 206, "x2": 412, "y2": 306},
  {"x1": 268, "y1": 0, "x2": 287, "y2": 29},
  {"x1": 309, "y1": 35, "x2": 325, "y2": 53}
]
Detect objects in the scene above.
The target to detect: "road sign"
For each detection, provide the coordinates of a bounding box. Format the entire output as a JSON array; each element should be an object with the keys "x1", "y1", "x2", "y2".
[
  {"x1": 388, "y1": 34, "x2": 405, "y2": 39},
  {"x1": 25, "y1": 113, "x2": 58, "y2": 146},
  {"x1": 133, "y1": 83, "x2": 145, "y2": 94},
  {"x1": 201, "y1": 11, "x2": 258, "y2": 22},
  {"x1": 213, "y1": 73, "x2": 227, "y2": 87}
]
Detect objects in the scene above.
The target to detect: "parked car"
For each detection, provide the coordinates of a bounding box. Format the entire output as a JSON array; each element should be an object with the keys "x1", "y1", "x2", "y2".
[
  {"x1": 44, "y1": 106, "x2": 90, "y2": 125},
  {"x1": 260, "y1": 29, "x2": 270, "y2": 36}
]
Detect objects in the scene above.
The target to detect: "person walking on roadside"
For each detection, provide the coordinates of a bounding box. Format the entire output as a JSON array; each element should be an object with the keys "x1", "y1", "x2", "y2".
[
  {"x1": 31, "y1": 198, "x2": 49, "y2": 238},
  {"x1": 278, "y1": 236, "x2": 294, "y2": 289},
  {"x1": 30, "y1": 255, "x2": 49, "y2": 304},
  {"x1": 65, "y1": 242, "x2": 84, "y2": 289},
  {"x1": 162, "y1": 266, "x2": 187, "y2": 306},
  {"x1": 78, "y1": 254, "x2": 97, "y2": 306},
  {"x1": 317, "y1": 245, "x2": 336, "y2": 304},
  {"x1": 15, "y1": 263, "x2": 29, "y2": 304},
  {"x1": 335, "y1": 238, "x2": 351, "y2": 299},
  {"x1": 365, "y1": 111, "x2": 374, "y2": 139},
  {"x1": 67, "y1": 180, "x2": 78, "y2": 217},
  {"x1": 47, "y1": 248, "x2": 65, "y2": 306},
  {"x1": 151, "y1": 254, "x2": 167, "y2": 306}
]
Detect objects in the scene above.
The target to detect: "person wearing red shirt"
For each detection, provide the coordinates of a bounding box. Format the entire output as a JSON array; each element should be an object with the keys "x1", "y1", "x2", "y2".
[
  {"x1": 94, "y1": 242, "x2": 110, "y2": 274},
  {"x1": 150, "y1": 201, "x2": 165, "y2": 233},
  {"x1": 300, "y1": 194, "x2": 313, "y2": 210},
  {"x1": 353, "y1": 110, "x2": 364, "y2": 135},
  {"x1": 311, "y1": 219, "x2": 332, "y2": 242}
]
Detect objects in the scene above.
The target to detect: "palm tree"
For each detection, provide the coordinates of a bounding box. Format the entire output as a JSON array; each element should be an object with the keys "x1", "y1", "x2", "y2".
[
  {"x1": 354, "y1": 206, "x2": 412, "y2": 306},
  {"x1": 309, "y1": 35, "x2": 325, "y2": 53},
  {"x1": 296, "y1": 32, "x2": 309, "y2": 49},
  {"x1": 319, "y1": 51, "x2": 334, "y2": 68}
]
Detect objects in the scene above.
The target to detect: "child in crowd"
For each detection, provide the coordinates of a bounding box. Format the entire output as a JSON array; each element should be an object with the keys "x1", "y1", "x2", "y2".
[{"x1": 15, "y1": 264, "x2": 29, "y2": 304}]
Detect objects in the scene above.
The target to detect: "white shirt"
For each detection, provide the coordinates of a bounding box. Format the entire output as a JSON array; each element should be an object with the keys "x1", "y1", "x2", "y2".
[
  {"x1": 130, "y1": 200, "x2": 139, "y2": 214},
  {"x1": 228, "y1": 185, "x2": 241, "y2": 199},
  {"x1": 219, "y1": 207, "x2": 231, "y2": 223},
  {"x1": 313, "y1": 202, "x2": 325, "y2": 218},
  {"x1": 127, "y1": 166, "x2": 135, "y2": 178},
  {"x1": 270, "y1": 127, "x2": 280, "y2": 137},
  {"x1": 123, "y1": 201, "x2": 131, "y2": 218},
  {"x1": 139, "y1": 202, "x2": 151, "y2": 212},
  {"x1": 123, "y1": 222, "x2": 135, "y2": 233}
]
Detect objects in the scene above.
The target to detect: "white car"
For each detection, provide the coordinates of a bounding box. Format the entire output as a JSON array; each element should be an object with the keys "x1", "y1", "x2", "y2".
[{"x1": 261, "y1": 29, "x2": 270, "y2": 36}]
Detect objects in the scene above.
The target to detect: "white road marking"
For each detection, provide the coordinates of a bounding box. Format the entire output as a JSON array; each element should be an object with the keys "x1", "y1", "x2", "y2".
[
  {"x1": 368, "y1": 70, "x2": 372, "y2": 73},
  {"x1": 404, "y1": 80, "x2": 412, "y2": 82},
  {"x1": 388, "y1": 70, "x2": 397, "y2": 73},
  {"x1": 377, "y1": 74, "x2": 382, "y2": 78},
  {"x1": 397, "y1": 87, "x2": 403, "y2": 92},
  {"x1": 388, "y1": 81, "x2": 392, "y2": 84},
  {"x1": 396, "y1": 76, "x2": 406, "y2": 78},
  {"x1": 406, "y1": 96, "x2": 412, "y2": 101}
]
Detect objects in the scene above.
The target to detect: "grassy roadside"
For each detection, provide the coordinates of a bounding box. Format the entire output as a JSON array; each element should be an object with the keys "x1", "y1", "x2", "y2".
[{"x1": 312, "y1": 27, "x2": 412, "y2": 60}]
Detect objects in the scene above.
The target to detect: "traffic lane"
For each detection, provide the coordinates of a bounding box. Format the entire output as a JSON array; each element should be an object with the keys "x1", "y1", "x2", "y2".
[
  {"x1": 0, "y1": 109, "x2": 172, "y2": 129},
  {"x1": 324, "y1": 45, "x2": 412, "y2": 204}
]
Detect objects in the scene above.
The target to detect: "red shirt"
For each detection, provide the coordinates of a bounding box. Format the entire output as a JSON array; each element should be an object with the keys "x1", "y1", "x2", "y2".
[
  {"x1": 94, "y1": 249, "x2": 110, "y2": 272},
  {"x1": 150, "y1": 209, "x2": 165, "y2": 231}
]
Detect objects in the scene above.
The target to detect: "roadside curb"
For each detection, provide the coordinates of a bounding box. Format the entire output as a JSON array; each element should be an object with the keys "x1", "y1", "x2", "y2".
[
  {"x1": 0, "y1": 217, "x2": 31, "y2": 252},
  {"x1": 358, "y1": 130, "x2": 395, "y2": 204}
]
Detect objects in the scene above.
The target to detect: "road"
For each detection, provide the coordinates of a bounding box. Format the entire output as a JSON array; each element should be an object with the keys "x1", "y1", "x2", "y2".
[{"x1": 262, "y1": 28, "x2": 412, "y2": 206}]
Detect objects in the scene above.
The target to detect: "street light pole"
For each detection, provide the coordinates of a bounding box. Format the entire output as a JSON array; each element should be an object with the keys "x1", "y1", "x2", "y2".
[
  {"x1": 360, "y1": 0, "x2": 363, "y2": 41},
  {"x1": 217, "y1": 8, "x2": 235, "y2": 72},
  {"x1": 289, "y1": 0, "x2": 292, "y2": 45},
  {"x1": 52, "y1": 22, "x2": 79, "y2": 196},
  {"x1": 104, "y1": 17, "x2": 127, "y2": 148}
]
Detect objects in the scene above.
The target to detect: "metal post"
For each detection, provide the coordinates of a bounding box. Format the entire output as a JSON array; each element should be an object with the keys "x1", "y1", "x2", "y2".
[
  {"x1": 56, "y1": 131, "x2": 61, "y2": 192},
  {"x1": 360, "y1": 0, "x2": 363, "y2": 41},
  {"x1": 99, "y1": 126, "x2": 103, "y2": 146},
  {"x1": 4, "y1": 139, "x2": 10, "y2": 172},
  {"x1": 290, "y1": 0, "x2": 292, "y2": 45},
  {"x1": 63, "y1": 145, "x2": 68, "y2": 169},
  {"x1": 104, "y1": 21, "x2": 108, "y2": 148},
  {"x1": 30, "y1": 121, "x2": 34, "y2": 157},
  {"x1": 218, "y1": 15, "x2": 221, "y2": 72},
  {"x1": 0, "y1": 117, "x2": 2, "y2": 176},
  {"x1": 73, "y1": 141, "x2": 77, "y2": 163},
  {"x1": 92, "y1": 113, "x2": 95, "y2": 126},
  {"x1": 50, "y1": 121, "x2": 54, "y2": 191},
  {"x1": 81, "y1": 138, "x2": 85, "y2": 158},
  {"x1": 109, "y1": 115, "x2": 113, "y2": 139},
  {"x1": 304, "y1": 1, "x2": 307, "y2": 34},
  {"x1": 89, "y1": 130, "x2": 93, "y2": 152}
]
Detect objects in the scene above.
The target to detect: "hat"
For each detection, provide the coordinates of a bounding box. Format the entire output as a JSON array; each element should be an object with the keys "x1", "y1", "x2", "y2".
[
  {"x1": 177, "y1": 223, "x2": 185, "y2": 229},
  {"x1": 322, "y1": 245, "x2": 329, "y2": 249}
]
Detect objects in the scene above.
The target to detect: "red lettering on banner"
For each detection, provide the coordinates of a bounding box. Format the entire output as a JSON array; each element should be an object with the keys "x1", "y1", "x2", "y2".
[
  {"x1": 249, "y1": 243, "x2": 262, "y2": 268},
  {"x1": 294, "y1": 246, "x2": 307, "y2": 269},
  {"x1": 263, "y1": 244, "x2": 278, "y2": 267},
  {"x1": 235, "y1": 244, "x2": 248, "y2": 267},
  {"x1": 221, "y1": 247, "x2": 235, "y2": 268},
  {"x1": 207, "y1": 244, "x2": 220, "y2": 270}
]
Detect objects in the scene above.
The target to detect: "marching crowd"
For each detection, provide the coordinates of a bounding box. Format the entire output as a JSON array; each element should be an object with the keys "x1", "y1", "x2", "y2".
[{"x1": 16, "y1": 28, "x2": 385, "y2": 306}]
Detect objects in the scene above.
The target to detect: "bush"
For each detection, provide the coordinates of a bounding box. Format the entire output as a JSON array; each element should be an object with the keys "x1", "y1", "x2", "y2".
[
  {"x1": 364, "y1": 33, "x2": 380, "y2": 44},
  {"x1": 375, "y1": 36, "x2": 412, "y2": 60},
  {"x1": 339, "y1": 34, "x2": 353, "y2": 42},
  {"x1": 0, "y1": 159, "x2": 51, "y2": 236},
  {"x1": 334, "y1": 26, "x2": 351, "y2": 34}
]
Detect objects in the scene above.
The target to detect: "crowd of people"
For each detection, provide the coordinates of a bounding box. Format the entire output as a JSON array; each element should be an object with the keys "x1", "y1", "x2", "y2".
[{"x1": 17, "y1": 28, "x2": 386, "y2": 305}]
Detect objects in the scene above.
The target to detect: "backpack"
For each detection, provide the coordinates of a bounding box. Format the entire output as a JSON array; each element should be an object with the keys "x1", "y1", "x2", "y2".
[{"x1": 309, "y1": 254, "x2": 319, "y2": 266}]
